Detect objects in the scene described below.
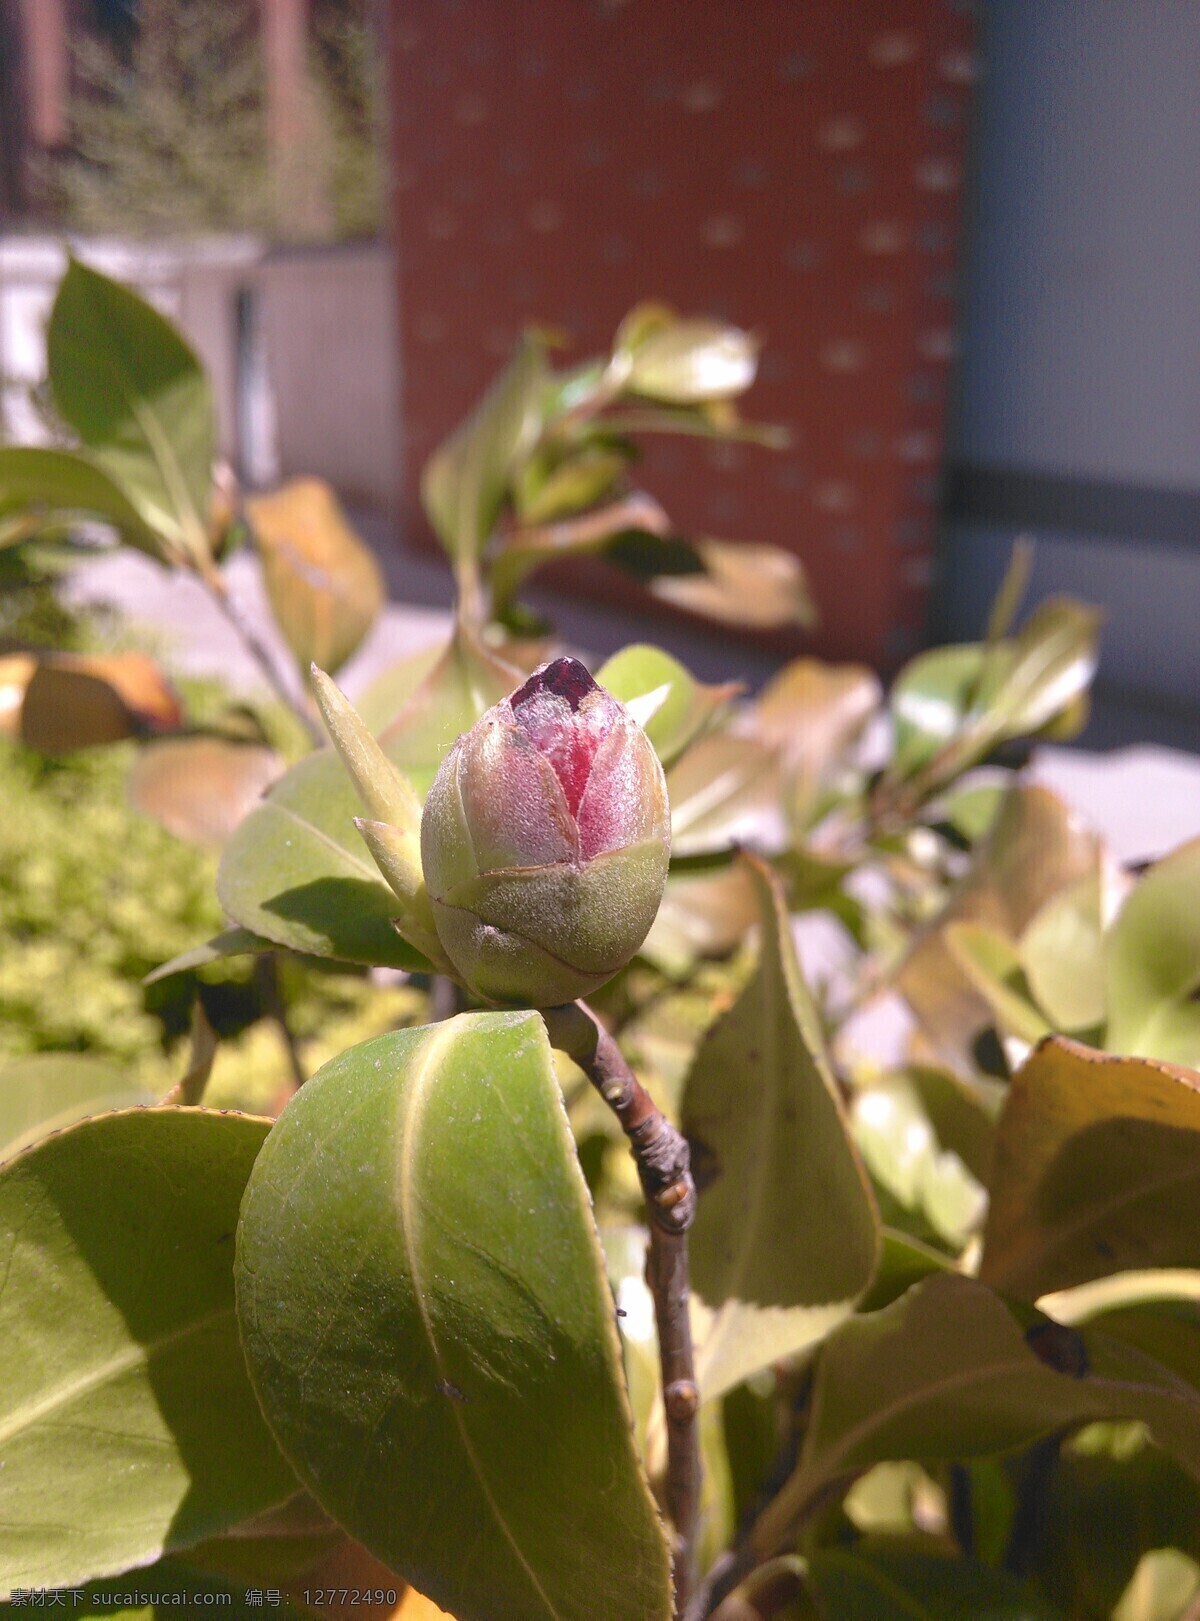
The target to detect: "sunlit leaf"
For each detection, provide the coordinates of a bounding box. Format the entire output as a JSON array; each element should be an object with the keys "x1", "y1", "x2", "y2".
[
  {"x1": 682, "y1": 854, "x2": 879, "y2": 1402},
  {"x1": 981, "y1": 1037, "x2": 1200, "y2": 1300},
  {"x1": 129, "y1": 736, "x2": 282, "y2": 848},
  {"x1": 666, "y1": 733, "x2": 783, "y2": 858},
  {"x1": 617, "y1": 307, "x2": 760, "y2": 404},
  {"x1": 944, "y1": 921, "x2": 1052, "y2": 1046},
  {"x1": 236, "y1": 1014, "x2": 673, "y2": 1621},
  {"x1": 0, "y1": 1053, "x2": 151, "y2": 1163},
  {"x1": 247, "y1": 479, "x2": 386, "y2": 677},
  {"x1": 216, "y1": 749, "x2": 428, "y2": 970},
  {"x1": 1106, "y1": 839, "x2": 1200, "y2": 1068},
  {"x1": 646, "y1": 537, "x2": 816, "y2": 631},
  {"x1": 0, "y1": 1107, "x2": 297, "y2": 1593},
  {"x1": 753, "y1": 657, "x2": 881, "y2": 826},
  {"x1": 596, "y1": 643, "x2": 740, "y2": 769},
  {"x1": 1113, "y1": 1549, "x2": 1200, "y2": 1621},
  {"x1": 0, "y1": 650, "x2": 184, "y2": 753},
  {"x1": 421, "y1": 333, "x2": 546, "y2": 562},
  {"x1": 1020, "y1": 869, "x2": 1111, "y2": 1035},
  {"x1": 514, "y1": 445, "x2": 630, "y2": 525},
  {"x1": 0, "y1": 445, "x2": 164, "y2": 557},
  {"x1": 640, "y1": 861, "x2": 760, "y2": 978},
  {"x1": 48, "y1": 258, "x2": 214, "y2": 568},
  {"x1": 144, "y1": 926, "x2": 277, "y2": 985}
]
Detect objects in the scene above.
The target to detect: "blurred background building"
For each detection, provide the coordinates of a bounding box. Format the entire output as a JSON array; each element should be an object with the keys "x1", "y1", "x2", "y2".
[{"x1": 1, "y1": 1, "x2": 1198, "y2": 738}]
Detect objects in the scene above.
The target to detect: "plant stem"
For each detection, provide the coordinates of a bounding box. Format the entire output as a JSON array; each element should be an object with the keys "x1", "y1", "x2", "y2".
[
  {"x1": 543, "y1": 999, "x2": 701, "y2": 1618},
  {"x1": 254, "y1": 953, "x2": 307, "y2": 1093},
  {"x1": 199, "y1": 570, "x2": 323, "y2": 746}
]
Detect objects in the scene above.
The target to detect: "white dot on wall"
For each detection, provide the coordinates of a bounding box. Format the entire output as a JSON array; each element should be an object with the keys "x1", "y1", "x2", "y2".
[
  {"x1": 901, "y1": 556, "x2": 934, "y2": 588},
  {"x1": 631, "y1": 167, "x2": 666, "y2": 197},
  {"x1": 821, "y1": 339, "x2": 868, "y2": 374},
  {"x1": 393, "y1": 20, "x2": 422, "y2": 50},
  {"x1": 425, "y1": 208, "x2": 459, "y2": 240},
  {"x1": 819, "y1": 117, "x2": 864, "y2": 152},
  {"x1": 527, "y1": 199, "x2": 563, "y2": 233},
  {"x1": 485, "y1": 325, "x2": 515, "y2": 355},
  {"x1": 917, "y1": 327, "x2": 958, "y2": 362},
  {"x1": 702, "y1": 214, "x2": 744, "y2": 249},
  {"x1": 915, "y1": 157, "x2": 961, "y2": 193},
  {"x1": 869, "y1": 31, "x2": 920, "y2": 68},
  {"x1": 601, "y1": 235, "x2": 631, "y2": 266},
  {"x1": 785, "y1": 239, "x2": 819, "y2": 271},
  {"x1": 682, "y1": 78, "x2": 723, "y2": 113},
  {"x1": 415, "y1": 313, "x2": 446, "y2": 343},
  {"x1": 707, "y1": 441, "x2": 746, "y2": 473},
  {"x1": 814, "y1": 480, "x2": 858, "y2": 514},
  {"x1": 453, "y1": 91, "x2": 488, "y2": 125},
  {"x1": 939, "y1": 48, "x2": 979, "y2": 84},
  {"x1": 860, "y1": 220, "x2": 907, "y2": 254}
]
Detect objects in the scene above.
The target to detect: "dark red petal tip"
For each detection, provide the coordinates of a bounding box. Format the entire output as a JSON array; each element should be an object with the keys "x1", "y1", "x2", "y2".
[{"x1": 511, "y1": 657, "x2": 597, "y2": 715}]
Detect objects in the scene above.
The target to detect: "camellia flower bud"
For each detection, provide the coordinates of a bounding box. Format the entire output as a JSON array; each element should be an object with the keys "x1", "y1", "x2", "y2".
[{"x1": 420, "y1": 657, "x2": 671, "y2": 1006}]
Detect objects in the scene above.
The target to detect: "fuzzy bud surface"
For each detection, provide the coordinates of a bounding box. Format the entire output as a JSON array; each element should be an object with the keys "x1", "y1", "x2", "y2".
[{"x1": 420, "y1": 657, "x2": 671, "y2": 1006}]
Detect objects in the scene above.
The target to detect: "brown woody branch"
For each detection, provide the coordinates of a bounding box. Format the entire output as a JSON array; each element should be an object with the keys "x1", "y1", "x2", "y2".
[{"x1": 543, "y1": 999, "x2": 701, "y2": 1619}]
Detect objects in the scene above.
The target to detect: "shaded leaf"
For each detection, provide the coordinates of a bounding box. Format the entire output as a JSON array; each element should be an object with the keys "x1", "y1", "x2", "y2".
[
  {"x1": 247, "y1": 479, "x2": 385, "y2": 678},
  {"x1": 48, "y1": 258, "x2": 214, "y2": 567},
  {"x1": 1106, "y1": 839, "x2": 1200, "y2": 1067},
  {"x1": 421, "y1": 333, "x2": 546, "y2": 562},
  {"x1": 129, "y1": 736, "x2": 282, "y2": 848},
  {"x1": 808, "y1": 1541, "x2": 1060, "y2": 1621},
  {"x1": 0, "y1": 1107, "x2": 297, "y2": 1594},
  {"x1": 981, "y1": 1037, "x2": 1200, "y2": 1301},
  {"x1": 514, "y1": 444, "x2": 630, "y2": 525},
  {"x1": 647, "y1": 537, "x2": 816, "y2": 630},
  {"x1": 216, "y1": 749, "x2": 429, "y2": 970},
  {"x1": 489, "y1": 490, "x2": 672, "y2": 614},
  {"x1": 0, "y1": 1053, "x2": 151, "y2": 1163},
  {"x1": 750, "y1": 1273, "x2": 1200, "y2": 1560},
  {"x1": 595, "y1": 642, "x2": 741, "y2": 768},
  {"x1": 640, "y1": 861, "x2": 760, "y2": 977},
  {"x1": 236, "y1": 1013, "x2": 673, "y2": 1621},
  {"x1": 683, "y1": 854, "x2": 879, "y2": 1402},
  {"x1": 0, "y1": 445, "x2": 163, "y2": 557}
]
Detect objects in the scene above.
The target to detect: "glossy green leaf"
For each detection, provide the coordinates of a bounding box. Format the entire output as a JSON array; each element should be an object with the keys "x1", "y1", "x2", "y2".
[
  {"x1": 48, "y1": 259, "x2": 214, "y2": 567},
  {"x1": 683, "y1": 854, "x2": 879, "y2": 1402},
  {"x1": 1106, "y1": 839, "x2": 1200, "y2": 1067},
  {"x1": 984, "y1": 535, "x2": 1035, "y2": 646},
  {"x1": 981, "y1": 1037, "x2": 1200, "y2": 1301},
  {"x1": 0, "y1": 445, "x2": 163, "y2": 557},
  {"x1": 808, "y1": 1541, "x2": 1060, "y2": 1621},
  {"x1": 236, "y1": 1014, "x2": 673, "y2": 1621},
  {"x1": 595, "y1": 643, "x2": 740, "y2": 768},
  {"x1": 750, "y1": 1272, "x2": 1200, "y2": 1560},
  {"x1": 856, "y1": 1227, "x2": 953, "y2": 1314},
  {"x1": 0, "y1": 1107, "x2": 297, "y2": 1595},
  {"x1": 514, "y1": 445, "x2": 629, "y2": 525},
  {"x1": 666, "y1": 733, "x2": 782, "y2": 858},
  {"x1": 421, "y1": 333, "x2": 545, "y2": 562},
  {"x1": 216, "y1": 749, "x2": 428, "y2": 969},
  {"x1": 247, "y1": 479, "x2": 385, "y2": 678},
  {"x1": 890, "y1": 643, "x2": 988, "y2": 779},
  {"x1": 0, "y1": 1053, "x2": 151, "y2": 1163}
]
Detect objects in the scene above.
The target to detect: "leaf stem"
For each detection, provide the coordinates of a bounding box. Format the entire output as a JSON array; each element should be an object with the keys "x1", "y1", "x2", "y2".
[
  {"x1": 199, "y1": 570, "x2": 323, "y2": 746},
  {"x1": 543, "y1": 999, "x2": 701, "y2": 1618}
]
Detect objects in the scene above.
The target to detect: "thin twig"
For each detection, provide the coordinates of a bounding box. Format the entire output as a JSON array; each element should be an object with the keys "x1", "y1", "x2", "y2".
[
  {"x1": 199, "y1": 571, "x2": 323, "y2": 746},
  {"x1": 543, "y1": 1000, "x2": 701, "y2": 1618},
  {"x1": 254, "y1": 953, "x2": 307, "y2": 1094}
]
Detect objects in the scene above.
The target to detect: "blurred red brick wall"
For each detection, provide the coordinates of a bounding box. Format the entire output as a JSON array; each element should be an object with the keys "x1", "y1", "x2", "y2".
[{"x1": 388, "y1": 0, "x2": 977, "y2": 666}]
